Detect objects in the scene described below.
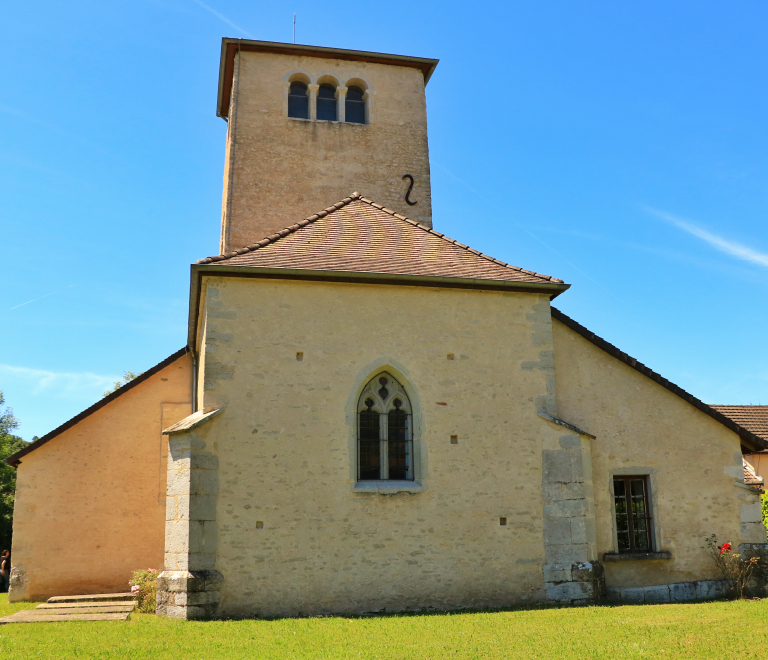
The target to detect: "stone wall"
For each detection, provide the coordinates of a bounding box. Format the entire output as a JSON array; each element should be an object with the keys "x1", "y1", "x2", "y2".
[
  {"x1": 156, "y1": 429, "x2": 223, "y2": 619},
  {"x1": 188, "y1": 276, "x2": 560, "y2": 617}
]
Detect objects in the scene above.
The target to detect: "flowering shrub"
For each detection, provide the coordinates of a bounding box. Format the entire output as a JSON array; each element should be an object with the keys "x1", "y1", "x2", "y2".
[
  {"x1": 129, "y1": 568, "x2": 159, "y2": 613},
  {"x1": 704, "y1": 535, "x2": 758, "y2": 599}
]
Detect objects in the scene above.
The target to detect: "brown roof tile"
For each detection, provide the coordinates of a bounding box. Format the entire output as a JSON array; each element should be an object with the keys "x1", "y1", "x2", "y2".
[
  {"x1": 711, "y1": 406, "x2": 768, "y2": 443},
  {"x1": 197, "y1": 193, "x2": 564, "y2": 285}
]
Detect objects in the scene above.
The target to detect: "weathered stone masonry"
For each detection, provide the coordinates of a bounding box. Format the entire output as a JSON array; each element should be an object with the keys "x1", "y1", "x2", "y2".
[
  {"x1": 156, "y1": 418, "x2": 223, "y2": 619},
  {"x1": 539, "y1": 415, "x2": 605, "y2": 603}
]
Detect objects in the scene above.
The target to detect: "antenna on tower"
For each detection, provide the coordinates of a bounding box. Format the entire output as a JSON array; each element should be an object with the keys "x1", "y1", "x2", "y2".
[{"x1": 293, "y1": 13, "x2": 296, "y2": 44}]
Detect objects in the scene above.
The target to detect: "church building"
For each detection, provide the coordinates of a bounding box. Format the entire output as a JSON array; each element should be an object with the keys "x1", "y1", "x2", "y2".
[{"x1": 6, "y1": 40, "x2": 767, "y2": 618}]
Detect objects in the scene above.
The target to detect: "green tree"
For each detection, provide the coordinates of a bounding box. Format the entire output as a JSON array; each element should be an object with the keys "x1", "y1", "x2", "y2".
[
  {"x1": 0, "y1": 392, "x2": 28, "y2": 551},
  {"x1": 103, "y1": 371, "x2": 143, "y2": 398}
]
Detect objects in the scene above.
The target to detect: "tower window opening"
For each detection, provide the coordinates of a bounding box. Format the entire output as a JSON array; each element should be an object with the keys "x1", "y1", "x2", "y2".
[
  {"x1": 288, "y1": 81, "x2": 309, "y2": 119},
  {"x1": 317, "y1": 84, "x2": 337, "y2": 121},
  {"x1": 345, "y1": 86, "x2": 366, "y2": 124}
]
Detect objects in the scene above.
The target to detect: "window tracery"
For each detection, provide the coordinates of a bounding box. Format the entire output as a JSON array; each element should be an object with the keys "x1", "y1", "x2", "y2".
[{"x1": 357, "y1": 373, "x2": 413, "y2": 481}]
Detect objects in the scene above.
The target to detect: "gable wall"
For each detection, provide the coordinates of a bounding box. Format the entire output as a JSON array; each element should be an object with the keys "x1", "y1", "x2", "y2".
[
  {"x1": 10, "y1": 354, "x2": 192, "y2": 601},
  {"x1": 195, "y1": 276, "x2": 559, "y2": 616},
  {"x1": 551, "y1": 317, "x2": 765, "y2": 589}
]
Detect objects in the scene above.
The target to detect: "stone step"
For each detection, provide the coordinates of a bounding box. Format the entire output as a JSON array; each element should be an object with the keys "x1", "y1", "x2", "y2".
[
  {"x1": 37, "y1": 601, "x2": 135, "y2": 610},
  {"x1": 33, "y1": 605, "x2": 135, "y2": 615},
  {"x1": 47, "y1": 592, "x2": 134, "y2": 604},
  {"x1": 0, "y1": 611, "x2": 130, "y2": 624}
]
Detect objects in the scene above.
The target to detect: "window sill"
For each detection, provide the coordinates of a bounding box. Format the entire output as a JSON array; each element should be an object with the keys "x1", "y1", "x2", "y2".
[
  {"x1": 287, "y1": 116, "x2": 367, "y2": 126},
  {"x1": 603, "y1": 551, "x2": 672, "y2": 562},
  {"x1": 352, "y1": 481, "x2": 423, "y2": 494}
]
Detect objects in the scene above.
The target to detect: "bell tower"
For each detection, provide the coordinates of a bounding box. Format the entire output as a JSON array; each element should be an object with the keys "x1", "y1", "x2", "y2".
[{"x1": 216, "y1": 39, "x2": 438, "y2": 253}]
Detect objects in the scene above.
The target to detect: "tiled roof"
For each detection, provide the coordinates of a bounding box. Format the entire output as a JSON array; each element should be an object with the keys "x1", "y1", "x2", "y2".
[
  {"x1": 743, "y1": 458, "x2": 763, "y2": 486},
  {"x1": 710, "y1": 405, "x2": 768, "y2": 443},
  {"x1": 197, "y1": 193, "x2": 564, "y2": 285}
]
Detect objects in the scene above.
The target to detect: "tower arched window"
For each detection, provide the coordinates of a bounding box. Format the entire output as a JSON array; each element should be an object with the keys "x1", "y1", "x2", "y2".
[
  {"x1": 345, "y1": 85, "x2": 366, "y2": 124},
  {"x1": 288, "y1": 81, "x2": 309, "y2": 119},
  {"x1": 316, "y1": 83, "x2": 337, "y2": 121},
  {"x1": 357, "y1": 373, "x2": 413, "y2": 481}
]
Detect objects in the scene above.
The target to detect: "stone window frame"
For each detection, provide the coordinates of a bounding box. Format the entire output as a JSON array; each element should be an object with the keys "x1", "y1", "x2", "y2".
[
  {"x1": 606, "y1": 467, "x2": 667, "y2": 560},
  {"x1": 282, "y1": 70, "x2": 375, "y2": 124},
  {"x1": 350, "y1": 367, "x2": 424, "y2": 494}
]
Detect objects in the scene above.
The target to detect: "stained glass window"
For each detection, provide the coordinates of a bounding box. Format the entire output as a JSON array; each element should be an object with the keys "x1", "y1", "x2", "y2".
[{"x1": 357, "y1": 374, "x2": 413, "y2": 481}]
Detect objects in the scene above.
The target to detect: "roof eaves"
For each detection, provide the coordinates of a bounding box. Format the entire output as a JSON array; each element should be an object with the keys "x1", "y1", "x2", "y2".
[
  {"x1": 196, "y1": 192, "x2": 566, "y2": 285},
  {"x1": 217, "y1": 39, "x2": 439, "y2": 119},
  {"x1": 551, "y1": 307, "x2": 768, "y2": 452},
  {"x1": 5, "y1": 348, "x2": 189, "y2": 467}
]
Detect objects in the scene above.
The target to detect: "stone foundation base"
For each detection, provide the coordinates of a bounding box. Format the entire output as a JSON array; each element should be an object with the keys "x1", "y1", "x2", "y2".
[
  {"x1": 156, "y1": 570, "x2": 224, "y2": 619},
  {"x1": 607, "y1": 580, "x2": 729, "y2": 604},
  {"x1": 544, "y1": 561, "x2": 605, "y2": 604}
]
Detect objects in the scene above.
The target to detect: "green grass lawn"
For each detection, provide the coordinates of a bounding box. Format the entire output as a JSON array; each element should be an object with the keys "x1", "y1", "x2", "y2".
[{"x1": 0, "y1": 594, "x2": 765, "y2": 659}]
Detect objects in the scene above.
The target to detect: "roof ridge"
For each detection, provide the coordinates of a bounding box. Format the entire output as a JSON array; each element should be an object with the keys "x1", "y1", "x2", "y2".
[{"x1": 198, "y1": 193, "x2": 563, "y2": 284}]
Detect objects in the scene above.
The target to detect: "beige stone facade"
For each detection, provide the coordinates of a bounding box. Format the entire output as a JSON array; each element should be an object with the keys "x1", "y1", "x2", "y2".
[
  {"x1": 8, "y1": 351, "x2": 192, "y2": 602},
  {"x1": 219, "y1": 44, "x2": 435, "y2": 253}
]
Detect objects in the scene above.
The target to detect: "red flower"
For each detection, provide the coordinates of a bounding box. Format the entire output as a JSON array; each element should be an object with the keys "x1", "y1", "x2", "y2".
[{"x1": 719, "y1": 542, "x2": 732, "y2": 555}]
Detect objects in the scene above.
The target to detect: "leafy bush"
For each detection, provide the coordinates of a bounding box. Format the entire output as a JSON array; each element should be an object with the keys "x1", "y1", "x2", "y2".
[
  {"x1": 704, "y1": 535, "x2": 759, "y2": 599},
  {"x1": 762, "y1": 492, "x2": 768, "y2": 532},
  {"x1": 129, "y1": 568, "x2": 159, "y2": 613}
]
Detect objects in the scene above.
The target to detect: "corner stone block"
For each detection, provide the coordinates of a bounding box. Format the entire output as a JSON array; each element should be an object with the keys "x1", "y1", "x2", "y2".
[
  {"x1": 542, "y1": 482, "x2": 589, "y2": 503},
  {"x1": 542, "y1": 450, "x2": 574, "y2": 483},
  {"x1": 190, "y1": 469, "x2": 219, "y2": 495},
  {"x1": 543, "y1": 518, "x2": 572, "y2": 545},
  {"x1": 543, "y1": 499, "x2": 589, "y2": 519},
  {"x1": 545, "y1": 581, "x2": 594, "y2": 602},
  {"x1": 542, "y1": 563, "x2": 572, "y2": 583},
  {"x1": 741, "y1": 502, "x2": 764, "y2": 524},
  {"x1": 546, "y1": 543, "x2": 591, "y2": 565},
  {"x1": 741, "y1": 522, "x2": 768, "y2": 544}
]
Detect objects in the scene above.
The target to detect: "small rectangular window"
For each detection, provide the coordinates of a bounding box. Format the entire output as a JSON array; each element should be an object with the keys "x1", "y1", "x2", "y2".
[{"x1": 613, "y1": 476, "x2": 652, "y2": 552}]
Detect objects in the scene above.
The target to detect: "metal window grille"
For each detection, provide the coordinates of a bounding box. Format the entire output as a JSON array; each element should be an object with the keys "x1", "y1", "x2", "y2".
[{"x1": 613, "y1": 476, "x2": 652, "y2": 552}]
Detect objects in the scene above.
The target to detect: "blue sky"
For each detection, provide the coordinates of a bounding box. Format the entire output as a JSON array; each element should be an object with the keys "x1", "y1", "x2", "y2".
[{"x1": 2, "y1": 0, "x2": 767, "y2": 441}]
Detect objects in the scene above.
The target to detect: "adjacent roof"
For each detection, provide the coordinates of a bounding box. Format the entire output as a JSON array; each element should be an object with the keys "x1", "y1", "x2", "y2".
[
  {"x1": 196, "y1": 193, "x2": 566, "y2": 287},
  {"x1": 743, "y1": 458, "x2": 764, "y2": 487},
  {"x1": 551, "y1": 308, "x2": 768, "y2": 453},
  {"x1": 710, "y1": 405, "x2": 768, "y2": 444},
  {"x1": 5, "y1": 348, "x2": 188, "y2": 467},
  {"x1": 217, "y1": 39, "x2": 439, "y2": 119},
  {"x1": 163, "y1": 408, "x2": 223, "y2": 435}
]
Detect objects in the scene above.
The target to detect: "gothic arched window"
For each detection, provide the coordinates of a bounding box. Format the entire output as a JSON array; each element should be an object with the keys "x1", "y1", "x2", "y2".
[
  {"x1": 316, "y1": 83, "x2": 337, "y2": 121},
  {"x1": 288, "y1": 81, "x2": 309, "y2": 119},
  {"x1": 357, "y1": 373, "x2": 413, "y2": 481},
  {"x1": 345, "y1": 85, "x2": 366, "y2": 124}
]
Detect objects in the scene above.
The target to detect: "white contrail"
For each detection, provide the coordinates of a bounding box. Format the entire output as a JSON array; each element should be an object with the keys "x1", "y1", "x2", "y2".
[
  {"x1": 190, "y1": 0, "x2": 255, "y2": 38},
  {"x1": 0, "y1": 364, "x2": 118, "y2": 395},
  {"x1": 9, "y1": 285, "x2": 74, "y2": 311},
  {"x1": 648, "y1": 208, "x2": 768, "y2": 268}
]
